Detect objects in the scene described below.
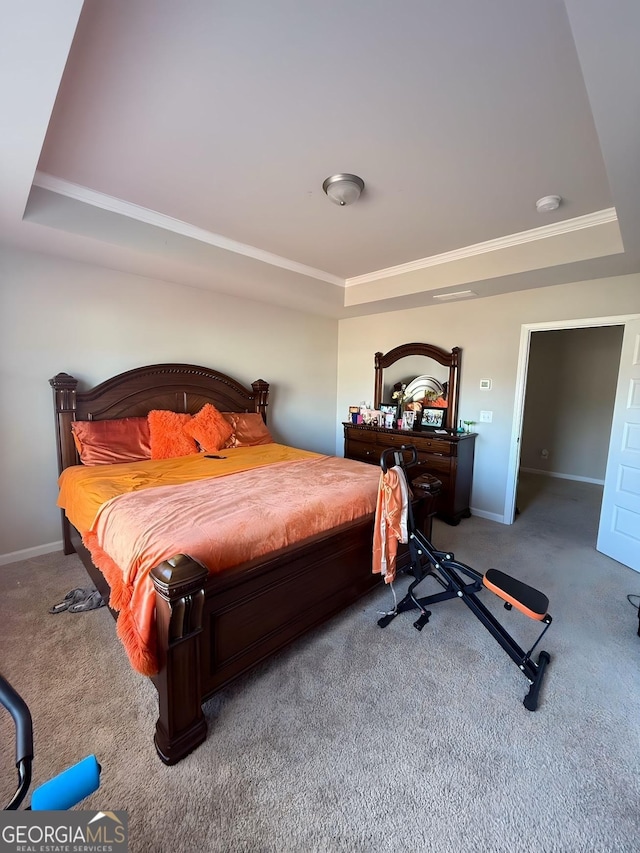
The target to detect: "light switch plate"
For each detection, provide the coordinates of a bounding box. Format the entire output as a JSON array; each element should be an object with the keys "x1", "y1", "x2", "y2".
[
  {"x1": 480, "y1": 378, "x2": 492, "y2": 390},
  {"x1": 480, "y1": 410, "x2": 493, "y2": 423}
]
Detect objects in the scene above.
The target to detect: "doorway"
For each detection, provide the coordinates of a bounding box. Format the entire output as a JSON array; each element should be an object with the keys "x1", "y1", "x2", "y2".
[
  {"x1": 504, "y1": 315, "x2": 635, "y2": 524},
  {"x1": 516, "y1": 325, "x2": 624, "y2": 524}
]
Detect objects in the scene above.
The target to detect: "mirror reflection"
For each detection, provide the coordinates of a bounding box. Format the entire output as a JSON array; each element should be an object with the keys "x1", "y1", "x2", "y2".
[
  {"x1": 374, "y1": 343, "x2": 461, "y2": 431},
  {"x1": 381, "y1": 357, "x2": 449, "y2": 405}
]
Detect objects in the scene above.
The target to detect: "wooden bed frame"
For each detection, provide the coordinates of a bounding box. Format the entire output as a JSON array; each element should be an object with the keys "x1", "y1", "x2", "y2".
[{"x1": 50, "y1": 363, "x2": 383, "y2": 764}]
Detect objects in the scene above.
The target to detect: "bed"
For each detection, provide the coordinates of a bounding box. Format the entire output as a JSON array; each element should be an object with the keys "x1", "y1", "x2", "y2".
[{"x1": 49, "y1": 363, "x2": 400, "y2": 765}]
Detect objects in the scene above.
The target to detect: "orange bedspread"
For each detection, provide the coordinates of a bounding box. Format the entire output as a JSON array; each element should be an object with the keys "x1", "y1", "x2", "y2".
[
  {"x1": 58, "y1": 447, "x2": 380, "y2": 675},
  {"x1": 58, "y1": 443, "x2": 320, "y2": 534}
]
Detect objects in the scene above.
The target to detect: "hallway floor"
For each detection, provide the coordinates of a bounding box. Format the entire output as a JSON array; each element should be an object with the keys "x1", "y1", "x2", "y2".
[{"x1": 516, "y1": 471, "x2": 603, "y2": 547}]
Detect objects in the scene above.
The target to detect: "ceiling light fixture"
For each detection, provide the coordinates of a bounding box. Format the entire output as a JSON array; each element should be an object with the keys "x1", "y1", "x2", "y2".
[
  {"x1": 322, "y1": 174, "x2": 365, "y2": 206},
  {"x1": 536, "y1": 195, "x2": 562, "y2": 213}
]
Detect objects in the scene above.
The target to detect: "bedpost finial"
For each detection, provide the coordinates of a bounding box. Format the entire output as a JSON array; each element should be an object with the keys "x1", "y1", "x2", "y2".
[
  {"x1": 251, "y1": 379, "x2": 269, "y2": 421},
  {"x1": 50, "y1": 373, "x2": 78, "y2": 413},
  {"x1": 50, "y1": 372, "x2": 78, "y2": 390}
]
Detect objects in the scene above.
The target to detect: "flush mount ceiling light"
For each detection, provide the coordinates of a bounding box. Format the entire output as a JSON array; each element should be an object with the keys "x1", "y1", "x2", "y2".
[
  {"x1": 322, "y1": 174, "x2": 365, "y2": 206},
  {"x1": 536, "y1": 195, "x2": 562, "y2": 213}
]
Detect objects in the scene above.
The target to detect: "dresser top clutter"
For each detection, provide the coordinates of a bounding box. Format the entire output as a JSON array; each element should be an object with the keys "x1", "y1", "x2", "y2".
[{"x1": 343, "y1": 342, "x2": 476, "y2": 525}]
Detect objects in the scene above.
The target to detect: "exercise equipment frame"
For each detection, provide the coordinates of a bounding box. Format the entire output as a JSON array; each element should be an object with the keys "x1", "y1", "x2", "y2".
[{"x1": 377, "y1": 446, "x2": 552, "y2": 711}]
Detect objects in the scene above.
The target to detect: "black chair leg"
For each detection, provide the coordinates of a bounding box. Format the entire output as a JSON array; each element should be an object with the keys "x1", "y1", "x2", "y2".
[
  {"x1": 523, "y1": 651, "x2": 551, "y2": 711},
  {"x1": 413, "y1": 611, "x2": 431, "y2": 631}
]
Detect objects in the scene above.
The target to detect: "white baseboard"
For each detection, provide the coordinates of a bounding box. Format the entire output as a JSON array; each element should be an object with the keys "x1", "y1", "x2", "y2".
[
  {"x1": 469, "y1": 507, "x2": 506, "y2": 524},
  {"x1": 0, "y1": 541, "x2": 63, "y2": 566},
  {"x1": 519, "y1": 467, "x2": 605, "y2": 486}
]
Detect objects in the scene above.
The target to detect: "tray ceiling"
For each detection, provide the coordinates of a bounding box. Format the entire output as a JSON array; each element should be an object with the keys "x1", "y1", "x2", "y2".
[{"x1": 3, "y1": 0, "x2": 640, "y2": 317}]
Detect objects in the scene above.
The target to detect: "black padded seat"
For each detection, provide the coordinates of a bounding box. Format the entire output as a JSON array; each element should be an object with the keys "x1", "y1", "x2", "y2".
[{"x1": 483, "y1": 568, "x2": 549, "y2": 621}]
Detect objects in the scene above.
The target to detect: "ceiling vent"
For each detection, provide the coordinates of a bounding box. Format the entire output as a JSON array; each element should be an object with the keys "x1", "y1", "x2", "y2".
[{"x1": 432, "y1": 290, "x2": 477, "y2": 301}]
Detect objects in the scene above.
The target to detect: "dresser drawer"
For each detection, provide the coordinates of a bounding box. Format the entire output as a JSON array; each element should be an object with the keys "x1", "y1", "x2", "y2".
[
  {"x1": 414, "y1": 452, "x2": 451, "y2": 477},
  {"x1": 414, "y1": 436, "x2": 453, "y2": 455},
  {"x1": 378, "y1": 431, "x2": 415, "y2": 451},
  {"x1": 344, "y1": 435, "x2": 379, "y2": 464},
  {"x1": 381, "y1": 431, "x2": 452, "y2": 455}
]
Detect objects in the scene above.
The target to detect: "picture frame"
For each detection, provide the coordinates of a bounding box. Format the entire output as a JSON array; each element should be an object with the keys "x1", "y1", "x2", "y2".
[
  {"x1": 362, "y1": 409, "x2": 384, "y2": 427},
  {"x1": 348, "y1": 405, "x2": 361, "y2": 424},
  {"x1": 401, "y1": 410, "x2": 415, "y2": 430},
  {"x1": 421, "y1": 407, "x2": 446, "y2": 429}
]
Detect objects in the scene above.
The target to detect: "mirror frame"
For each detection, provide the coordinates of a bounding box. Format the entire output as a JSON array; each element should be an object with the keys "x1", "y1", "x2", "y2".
[{"x1": 374, "y1": 343, "x2": 461, "y2": 431}]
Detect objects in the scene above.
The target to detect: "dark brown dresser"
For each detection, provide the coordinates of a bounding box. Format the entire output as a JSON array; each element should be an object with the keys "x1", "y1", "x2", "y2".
[{"x1": 343, "y1": 422, "x2": 476, "y2": 525}]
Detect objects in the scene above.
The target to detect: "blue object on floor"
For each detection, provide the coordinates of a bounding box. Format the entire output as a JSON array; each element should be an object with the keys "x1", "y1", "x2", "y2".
[{"x1": 31, "y1": 755, "x2": 101, "y2": 810}]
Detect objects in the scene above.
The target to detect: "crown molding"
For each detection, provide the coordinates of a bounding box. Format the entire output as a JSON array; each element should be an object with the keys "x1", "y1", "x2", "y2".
[
  {"x1": 32, "y1": 171, "x2": 344, "y2": 287},
  {"x1": 32, "y1": 172, "x2": 619, "y2": 294},
  {"x1": 345, "y1": 207, "x2": 618, "y2": 286}
]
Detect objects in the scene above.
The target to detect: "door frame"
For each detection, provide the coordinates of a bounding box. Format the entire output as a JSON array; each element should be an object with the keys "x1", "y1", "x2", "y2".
[{"x1": 504, "y1": 314, "x2": 639, "y2": 525}]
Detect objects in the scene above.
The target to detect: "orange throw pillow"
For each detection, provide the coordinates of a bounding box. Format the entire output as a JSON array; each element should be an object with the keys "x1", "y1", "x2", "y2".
[
  {"x1": 223, "y1": 413, "x2": 273, "y2": 448},
  {"x1": 72, "y1": 417, "x2": 151, "y2": 466},
  {"x1": 148, "y1": 410, "x2": 199, "y2": 459},
  {"x1": 183, "y1": 403, "x2": 233, "y2": 453}
]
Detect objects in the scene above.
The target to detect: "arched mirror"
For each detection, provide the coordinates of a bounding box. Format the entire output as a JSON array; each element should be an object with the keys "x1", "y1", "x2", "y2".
[{"x1": 374, "y1": 343, "x2": 461, "y2": 431}]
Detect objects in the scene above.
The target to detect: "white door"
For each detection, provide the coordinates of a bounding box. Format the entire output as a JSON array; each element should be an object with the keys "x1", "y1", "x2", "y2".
[{"x1": 597, "y1": 318, "x2": 640, "y2": 571}]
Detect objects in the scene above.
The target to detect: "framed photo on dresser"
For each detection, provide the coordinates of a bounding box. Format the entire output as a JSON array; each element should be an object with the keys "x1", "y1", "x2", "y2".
[
  {"x1": 421, "y1": 407, "x2": 446, "y2": 429},
  {"x1": 401, "y1": 410, "x2": 416, "y2": 430}
]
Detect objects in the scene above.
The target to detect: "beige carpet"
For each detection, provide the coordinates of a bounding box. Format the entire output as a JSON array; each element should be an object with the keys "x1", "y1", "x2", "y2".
[{"x1": 1, "y1": 473, "x2": 639, "y2": 852}]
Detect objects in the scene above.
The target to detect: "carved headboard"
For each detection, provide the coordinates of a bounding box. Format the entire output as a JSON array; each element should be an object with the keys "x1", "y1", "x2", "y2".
[{"x1": 50, "y1": 363, "x2": 269, "y2": 476}]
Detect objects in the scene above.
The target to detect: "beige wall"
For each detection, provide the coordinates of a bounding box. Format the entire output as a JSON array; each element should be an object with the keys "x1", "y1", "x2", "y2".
[
  {"x1": 2, "y1": 244, "x2": 639, "y2": 560},
  {"x1": 336, "y1": 275, "x2": 640, "y2": 521},
  {"x1": 0, "y1": 247, "x2": 339, "y2": 560}
]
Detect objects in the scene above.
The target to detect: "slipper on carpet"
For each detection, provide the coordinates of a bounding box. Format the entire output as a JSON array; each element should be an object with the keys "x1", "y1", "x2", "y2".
[
  {"x1": 48, "y1": 587, "x2": 95, "y2": 614},
  {"x1": 68, "y1": 590, "x2": 106, "y2": 613}
]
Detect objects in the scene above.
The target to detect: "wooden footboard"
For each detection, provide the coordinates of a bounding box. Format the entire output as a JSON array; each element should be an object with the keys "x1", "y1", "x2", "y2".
[
  {"x1": 70, "y1": 515, "x2": 378, "y2": 764},
  {"x1": 151, "y1": 516, "x2": 379, "y2": 764}
]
